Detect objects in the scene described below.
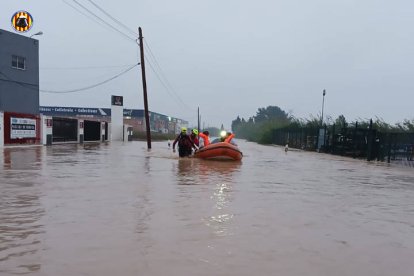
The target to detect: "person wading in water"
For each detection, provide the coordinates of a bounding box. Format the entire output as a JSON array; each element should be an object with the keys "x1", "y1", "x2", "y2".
[
  {"x1": 190, "y1": 129, "x2": 200, "y2": 147},
  {"x1": 172, "y1": 127, "x2": 198, "y2": 157}
]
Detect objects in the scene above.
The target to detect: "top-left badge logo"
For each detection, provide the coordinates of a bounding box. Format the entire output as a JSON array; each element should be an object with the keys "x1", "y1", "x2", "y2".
[{"x1": 11, "y1": 11, "x2": 34, "y2": 32}]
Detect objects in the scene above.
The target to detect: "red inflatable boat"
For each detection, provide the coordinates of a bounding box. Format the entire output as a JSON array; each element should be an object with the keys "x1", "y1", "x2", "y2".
[{"x1": 194, "y1": 142, "x2": 243, "y2": 161}]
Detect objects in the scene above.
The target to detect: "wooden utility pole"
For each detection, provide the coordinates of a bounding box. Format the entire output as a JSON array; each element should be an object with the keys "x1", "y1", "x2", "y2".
[
  {"x1": 197, "y1": 107, "x2": 200, "y2": 135},
  {"x1": 139, "y1": 27, "x2": 152, "y2": 149}
]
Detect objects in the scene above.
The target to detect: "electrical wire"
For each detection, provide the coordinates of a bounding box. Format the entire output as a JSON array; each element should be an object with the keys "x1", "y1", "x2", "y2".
[
  {"x1": 62, "y1": 0, "x2": 110, "y2": 30},
  {"x1": 0, "y1": 64, "x2": 138, "y2": 94},
  {"x1": 143, "y1": 39, "x2": 194, "y2": 111},
  {"x1": 58, "y1": 1, "x2": 193, "y2": 113},
  {"x1": 144, "y1": 40, "x2": 165, "y2": 77},
  {"x1": 144, "y1": 56, "x2": 192, "y2": 110},
  {"x1": 41, "y1": 63, "x2": 139, "y2": 93},
  {"x1": 70, "y1": 0, "x2": 136, "y2": 43},
  {"x1": 40, "y1": 64, "x2": 137, "y2": 70},
  {"x1": 0, "y1": 72, "x2": 38, "y2": 87},
  {"x1": 85, "y1": 0, "x2": 138, "y2": 37}
]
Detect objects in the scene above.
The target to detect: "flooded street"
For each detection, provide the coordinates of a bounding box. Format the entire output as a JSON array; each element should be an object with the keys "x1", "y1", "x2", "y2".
[{"x1": 1, "y1": 140, "x2": 414, "y2": 276}]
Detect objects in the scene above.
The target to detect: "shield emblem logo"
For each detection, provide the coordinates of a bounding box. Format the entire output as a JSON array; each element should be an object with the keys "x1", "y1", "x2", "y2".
[{"x1": 11, "y1": 11, "x2": 34, "y2": 33}]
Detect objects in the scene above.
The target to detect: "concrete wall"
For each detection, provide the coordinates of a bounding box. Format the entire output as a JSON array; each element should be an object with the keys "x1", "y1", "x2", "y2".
[
  {"x1": 111, "y1": 105, "x2": 123, "y2": 141},
  {"x1": 40, "y1": 115, "x2": 52, "y2": 145},
  {"x1": 78, "y1": 119, "x2": 84, "y2": 144},
  {"x1": 101, "y1": 122, "x2": 106, "y2": 142},
  {"x1": 0, "y1": 29, "x2": 39, "y2": 115}
]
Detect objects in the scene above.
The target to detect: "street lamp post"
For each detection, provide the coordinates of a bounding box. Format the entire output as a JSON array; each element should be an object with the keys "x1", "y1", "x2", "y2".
[
  {"x1": 30, "y1": 31, "x2": 43, "y2": 38},
  {"x1": 321, "y1": 89, "x2": 326, "y2": 126},
  {"x1": 317, "y1": 89, "x2": 327, "y2": 152}
]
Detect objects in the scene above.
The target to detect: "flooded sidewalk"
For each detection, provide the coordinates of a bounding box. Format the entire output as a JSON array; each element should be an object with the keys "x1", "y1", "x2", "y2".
[{"x1": 1, "y1": 141, "x2": 414, "y2": 276}]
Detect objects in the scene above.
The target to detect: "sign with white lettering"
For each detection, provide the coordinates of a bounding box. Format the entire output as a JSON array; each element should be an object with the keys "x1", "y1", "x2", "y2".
[
  {"x1": 10, "y1": 117, "x2": 36, "y2": 139},
  {"x1": 39, "y1": 106, "x2": 110, "y2": 117}
]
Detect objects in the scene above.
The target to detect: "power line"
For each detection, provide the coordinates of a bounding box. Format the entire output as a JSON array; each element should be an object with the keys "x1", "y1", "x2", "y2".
[
  {"x1": 143, "y1": 39, "x2": 193, "y2": 111},
  {"x1": 144, "y1": 40, "x2": 165, "y2": 76},
  {"x1": 0, "y1": 63, "x2": 139, "y2": 94},
  {"x1": 41, "y1": 63, "x2": 139, "y2": 93},
  {"x1": 144, "y1": 56, "x2": 192, "y2": 110},
  {"x1": 0, "y1": 73, "x2": 38, "y2": 87},
  {"x1": 144, "y1": 47, "x2": 182, "y2": 102},
  {"x1": 40, "y1": 64, "x2": 137, "y2": 70},
  {"x1": 62, "y1": 0, "x2": 109, "y2": 29},
  {"x1": 57, "y1": 1, "x2": 193, "y2": 112},
  {"x1": 69, "y1": 0, "x2": 136, "y2": 43},
  {"x1": 84, "y1": 0, "x2": 138, "y2": 37}
]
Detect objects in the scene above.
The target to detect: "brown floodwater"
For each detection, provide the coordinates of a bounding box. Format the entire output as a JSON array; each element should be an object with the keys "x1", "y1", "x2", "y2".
[{"x1": 1, "y1": 140, "x2": 414, "y2": 276}]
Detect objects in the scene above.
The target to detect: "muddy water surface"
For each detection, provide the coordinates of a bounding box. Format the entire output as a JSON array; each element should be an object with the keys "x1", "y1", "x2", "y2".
[{"x1": 1, "y1": 140, "x2": 414, "y2": 275}]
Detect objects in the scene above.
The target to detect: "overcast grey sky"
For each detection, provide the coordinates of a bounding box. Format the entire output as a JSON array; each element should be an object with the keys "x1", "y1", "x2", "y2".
[{"x1": 2, "y1": 0, "x2": 413, "y2": 129}]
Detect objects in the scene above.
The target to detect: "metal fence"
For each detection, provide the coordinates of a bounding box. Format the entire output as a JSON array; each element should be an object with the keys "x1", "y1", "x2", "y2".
[{"x1": 271, "y1": 124, "x2": 414, "y2": 165}]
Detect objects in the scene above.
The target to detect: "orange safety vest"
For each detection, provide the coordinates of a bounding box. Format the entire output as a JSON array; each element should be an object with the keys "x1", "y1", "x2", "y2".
[
  {"x1": 199, "y1": 133, "x2": 210, "y2": 146},
  {"x1": 224, "y1": 133, "x2": 235, "y2": 143}
]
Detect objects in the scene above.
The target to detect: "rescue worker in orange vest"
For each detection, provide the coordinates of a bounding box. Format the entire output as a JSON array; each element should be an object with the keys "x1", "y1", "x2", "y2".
[
  {"x1": 224, "y1": 132, "x2": 235, "y2": 143},
  {"x1": 220, "y1": 131, "x2": 235, "y2": 143},
  {"x1": 198, "y1": 131, "x2": 210, "y2": 147}
]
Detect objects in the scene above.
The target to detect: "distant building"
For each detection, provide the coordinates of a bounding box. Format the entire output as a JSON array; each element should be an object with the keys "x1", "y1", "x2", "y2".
[
  {"x1": 123, "y1": 109, "x2": 188, "y2": 134},
  {"x1": 39, "y1": 106, "x2": 188, "y2": 134}
]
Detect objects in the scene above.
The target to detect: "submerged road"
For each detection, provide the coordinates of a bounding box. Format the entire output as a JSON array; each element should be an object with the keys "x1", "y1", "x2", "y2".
[{"x1": 1, "y1": 140, "x2": 413, "y2": 276}]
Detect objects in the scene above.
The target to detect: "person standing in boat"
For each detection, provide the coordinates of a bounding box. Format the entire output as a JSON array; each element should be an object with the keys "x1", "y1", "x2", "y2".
[
  {"x1": 199, "y1": 131, "x2": 210, "y2": 148},
  {"x1": 173, "y1": 127, "x2": 197, "y2": 157}
]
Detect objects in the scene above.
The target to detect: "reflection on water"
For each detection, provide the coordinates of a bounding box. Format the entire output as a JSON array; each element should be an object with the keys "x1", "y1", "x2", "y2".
[
  {"x1": 1, "y1": 141, "x2": 414, "y2": 276},
  {"x1": 1, "y1": 146, "x2": 44, "y2": 275},
  {"x1": 207, "y1": 180, "x2": 235, "y2": 237},
  {"x1": 176, "y1": 158, "x2": 241, "y2": 184},
  {"x1": 175, "y1": 159, "x2": 240, "y2": 236},
  {"x1": 2, "y1": 146, "x2": 43, "y2": 171}
]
